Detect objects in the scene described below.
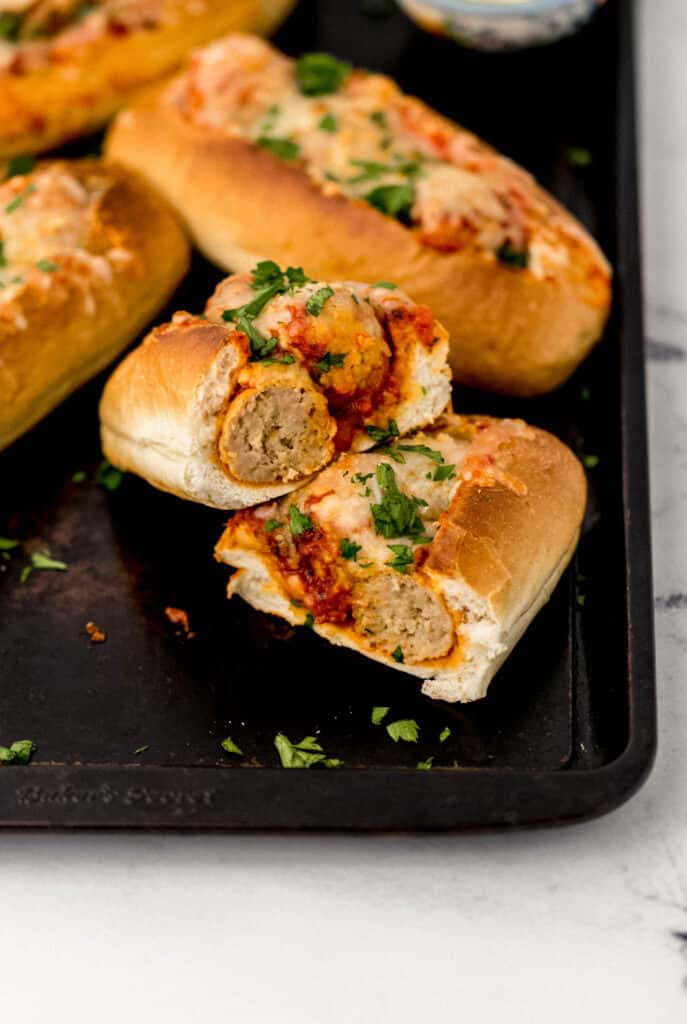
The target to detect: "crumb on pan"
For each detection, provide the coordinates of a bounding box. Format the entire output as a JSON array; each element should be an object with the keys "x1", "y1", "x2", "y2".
[
  {"x1": 85, "y1": 621, "x2": 107, "y2": 643},
  {"x1": 164, "y1": 606, "x2": 196, "y2": 639}
]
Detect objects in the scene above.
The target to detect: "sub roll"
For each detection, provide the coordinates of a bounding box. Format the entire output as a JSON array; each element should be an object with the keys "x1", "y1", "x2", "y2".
[
  {"x1": 0, "y1": 1, "x2": 295, "y2": 156},
  {"x1": 99, "y1": 264, "x2": 452, "y2": 509},
  {"x1": 106, "y1": 33, "x2": 612, "y2": 396},
  {"x1": 215, "y1": 414, "x2": 587, "y2": 702},
  {"x1": 0, "y1": 158, "x2": 189, "y2": 451}
]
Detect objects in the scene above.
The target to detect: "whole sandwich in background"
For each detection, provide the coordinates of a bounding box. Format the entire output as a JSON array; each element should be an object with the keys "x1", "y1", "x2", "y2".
[
  {"x1": 216, "y1": 414, "x2": 587, "y2": 703},
  {"x1": 106, "y1": 33, "x2": 612, "y2": 396},
  {"x1": 0, "y1": 1, "x2": 296, "y2": 156},
  {"x1": 99, "y1": 263, "x2": 452, "y2": 509},
  {"x1": 0, "y1": 158, "x2": 189, "y2": 452}
]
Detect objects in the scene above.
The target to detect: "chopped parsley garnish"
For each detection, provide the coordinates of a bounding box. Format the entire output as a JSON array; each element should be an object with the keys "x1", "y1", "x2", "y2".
[
  {"x1": 133, "y1": 745, "x2": 150, "y2": 756},
  {"x1": 387, "y1": 544, "x2": 414, "y2": 575},
  {"x1": 339, "y1": 537, "x2": 361, "y2": 561},
  {"x1": 371, "y1": 706, "x2": 390, "y2": 725},
  {"x1": 391, "y1": 644, "x2": 404, "y2": 662},
  {"x1": 261, "y1": 353, "x2": 296, "y2": 366},
  {"x1": 36, "y1": 259, "x2": 59, "y2": 273},
  {"x1": 348, "y1": 157, "x2": 420, "y2": 185},
  {"x1": 220, "y1": 736, "x2": 244, "y2": 757},
  {"x1": 371, "y1": 280, "x2": 397, "y2": 289},
  {"x1": 314, "y1": 350, "x2": 346, "y2": 372},
  {"x1": 5, "y1": 182, "x2": 36, "y2": 214},
  {"x1": 0, "y1": 13, "x2": 21, "y2": 42},
  {"x1": 364, "y1": 183, "x2": 415, "y2": 223},
  {"x1": 365, "y1": 419, "x2": 399, "y2": 445},
  {"x1": 566, "y1": 146, "x2": 592, "y2": 169},
  {"x1": 416, "y1": 757, "x2": 434, "y2": 770},
  {"x1": 0, "y1": 740, "x2": 36, "y2": 765},
  {"x1": 222, "y1": 262, "x2": 314, "y2": 361},
  {"x1": 306, "y1": 286, "x2": 335, "y2": 317},
  {"x1": 369, "y1": 110, "x2": 388, "y2": 129},
  {"x1": 274, "y1": 733, "x2": 329, "y2": 768},
  {"x1": 318, "y1": 112, "x2": 339, "y2": 133},
  {"x1": 398, "y1": 443, "x2": 444, "y2": 464},
  {"x1": 5, "y1": 154, "x2": 34, "y2": 178},
  {"x1": 583, "y1": 454, "x2": 599, "y2": 469},
  {"x1": 303, "y1": 612, "x2": 315, "y2": 629},
  {"x1": 377, "y1": 446, "x2": 405, "y2": 463},
  {"x1": 264, "y1": 519, "x2": 281, "y2": 533},
  {"x1": 353, "y1": 471, "x2": 373, "y2": 497},
  {"x1": 439, "y1": 726, "x2": 451, "y2": 743},
  {"x1": 386, "y1": 719, "x2": 419, "y2": 743},
  {"x1": 0, "y1": 242, "x2": 5, "y2": 269},
  {"x1": 95, "y1": 459, "x2": 123, "y2": 492},
  {"x1": 289, "y1": 504, "x2": 314, "y2": 537},
  {"x1": 497, "y1": 243, "x2": 529, "y2": 269},
  {"x1": 296, "y1": 52, "x2": 351, "y2": 96},
  {"x1": 236, "y1": 314, "x2": 278, "y2": 359},
  {"x1": 370, "y1": 463, "x2": 427, "y2": 541},
  {"x1": 432, "y1": 463, "x2": 456, "y2": 482},
  {"x1": 257, "y1": 136, "x2": 301, "y2": 161}
]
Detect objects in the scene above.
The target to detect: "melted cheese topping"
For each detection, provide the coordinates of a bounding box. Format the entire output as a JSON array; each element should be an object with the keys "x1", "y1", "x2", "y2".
[
  {"x1": 172, "y1": 34, "x2": 609, "y2": 289},
  {"x1": 0, "y1": 162, "x2": 135, "y2": 317}
]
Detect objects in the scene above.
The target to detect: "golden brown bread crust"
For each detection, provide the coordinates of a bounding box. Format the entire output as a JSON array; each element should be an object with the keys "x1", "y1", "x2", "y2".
[
  {"x1": 427, "y1": 415, "x2": 588, "y2": 625},
  {"x1": 0, "y1": 160, "x2": 190, "y2": 451},
  {"x1": 105, "y1": 69, "x2": 610, "y2": 396},
  {"x1": 0, "y1": 0, "x2": 296, "y2": 156}
]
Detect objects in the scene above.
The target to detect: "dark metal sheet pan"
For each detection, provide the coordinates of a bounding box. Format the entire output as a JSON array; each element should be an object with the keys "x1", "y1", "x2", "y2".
[{"x1": 0, "y1": 0, "x2": 656, "y2": 829}]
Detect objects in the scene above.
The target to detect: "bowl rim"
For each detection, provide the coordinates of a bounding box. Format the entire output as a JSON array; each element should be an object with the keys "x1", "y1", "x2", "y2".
[{"x1": 401, "y1": 0, "x2": 597, "y2": 17}]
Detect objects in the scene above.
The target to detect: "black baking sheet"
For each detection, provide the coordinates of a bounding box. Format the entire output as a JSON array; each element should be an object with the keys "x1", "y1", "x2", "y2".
[{"x1": 0, "y1": 0, "x2": 656, "y2": 829}]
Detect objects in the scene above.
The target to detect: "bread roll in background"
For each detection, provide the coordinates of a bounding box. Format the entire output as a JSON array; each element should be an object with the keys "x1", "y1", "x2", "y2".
[
  {"x1": 106, "y1": 33, "x2": 612, "y2": 397},
  {"x1": 0, "y1": 159, "x2": 189, "y2": 452},
  {"x1": 215, "y1": 414, "x2": 587, "y2": 702},
  {"x1": 99, "y1": 265, "x2": 452, "y2": 509},
  {"x1": 0, "y1": 1, "x2": 296, "y2": 156}
]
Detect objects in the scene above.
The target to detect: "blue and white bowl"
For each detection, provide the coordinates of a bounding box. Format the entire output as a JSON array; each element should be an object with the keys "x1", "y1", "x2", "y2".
[{"x1": 397, "y1": 0, "x2": 607, "y2": 52}]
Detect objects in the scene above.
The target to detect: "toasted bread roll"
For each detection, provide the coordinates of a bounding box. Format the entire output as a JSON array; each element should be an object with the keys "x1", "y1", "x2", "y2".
[
  {"x1": 0, "y1": 1, "x2": 295, "y2": 156},
  {"x1": 99, "y1": 264, "x2": 452, "y2": 509},
  {"x1": 106, "y1": 34, "x2": 612, "y2": 396},
  {"x1": 215, "y1": 414, "x2": 587, "y2": 702},
  {"x1": 0, "y1": 158, "x2": 189, "y2": 452}
]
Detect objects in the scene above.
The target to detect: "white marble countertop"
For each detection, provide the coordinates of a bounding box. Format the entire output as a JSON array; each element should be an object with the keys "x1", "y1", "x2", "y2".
[{"x1": 2, "y1": 2, "x2": 685, "y2": 1020}]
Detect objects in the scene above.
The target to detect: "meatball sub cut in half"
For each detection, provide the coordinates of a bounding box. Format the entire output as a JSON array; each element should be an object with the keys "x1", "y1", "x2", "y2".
[
  {"x1": 106, "y1": 34, "x2": 612, "y2": 396},
  {"x1": 0, "y1": 158, "x2": 189, "y2": 451},
  {"x1": 216, "y1": 415, "x2": 587, "y2": 702},
  {"x1": 99, "y1": 263, "x2": 451, "y2": 509}
]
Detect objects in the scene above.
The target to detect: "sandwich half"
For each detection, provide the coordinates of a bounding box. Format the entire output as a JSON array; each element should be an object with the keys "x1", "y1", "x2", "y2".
[
  {"x1": 215, "y1": 414, "x2": 587, "y2": 702},
  {"x1": 99, "y1": 262, "x2": 451, "y2": 509}
]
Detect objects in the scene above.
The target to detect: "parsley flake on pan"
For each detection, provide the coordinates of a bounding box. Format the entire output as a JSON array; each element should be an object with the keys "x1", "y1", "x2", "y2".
[
  {"x1": 0, "y1": 537, "x2": 19, "y2": 551},
  {"x1": 339, "y1": 537, "x2": 361, "y2": 561},
  {"x1": 133, "y1": 745, "x2": 150, "y2": 756},
  {"x1": 296, "y1": 53, "x2": 351, "y2": 96},
  {"x1": 566, "y1": 146, "x2": 593, "y2": 169},
  {"x1": 314, "y1": 350, "x2": 346, "y2": 372},
  {"x1": 497, "y1": 243, "x2": 529, "y2": 269},
  {"x1": 20, "y1": 551, "x2": 67, "y2": 583},
  {"x1": 386, "y1": 719, "x2": 418, "y2": 742},
  {"x1": 95, "y1": 459, "x2": 123, "y2": 492},
  {"x1": 364, "y1": 419, "x2": 399, "y2": 445},
  {"x1": 0, "y1": 740, "x2": 36, "y2": 765},
  {"x1": 257, "y1": 136, "x2": 301, "y2": 161},
  {"x1": 416, "y1": 756, "x2": 434, "y2": 770},
  {"x1": 289, "y1": 505, "x2": 314, "y2": 537},
  {"x1": 371, "y1": 706, "x2": 390, "y2": 725},
  {"x1": 306, "y1": 286, "x2": 335, "y2": 317},
  {"x1": 274, "y1": 733, "x2": 333, "y2": 768},
  {"x1": 439, "y1": 727, "x2": 451, "y2": 743},
  {"x1": 371, "y1": 463, "x2": 428, "y2": 541},
  {"x1": 583, "y1": 454, "x2": 600, "y2": 469},
  {"x1": 220, "y1": 737, "x2": 244, "y2": 757}
]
